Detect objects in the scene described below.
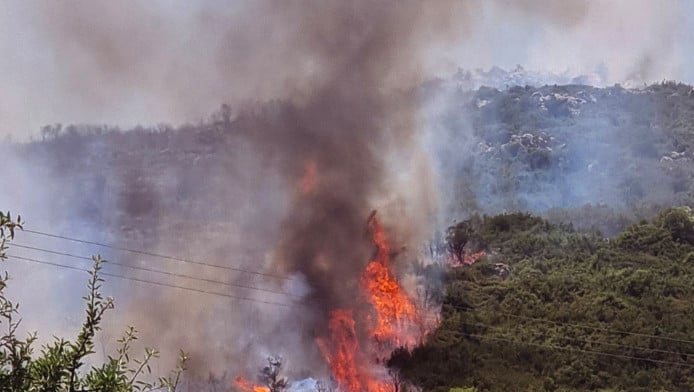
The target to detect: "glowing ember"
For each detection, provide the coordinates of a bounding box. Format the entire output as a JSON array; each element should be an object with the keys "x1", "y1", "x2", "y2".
[
  {"x1": 449, "y1": 249, "x2": 486, "y2": 267},
  {"x1": 234, "y1": 376, "x2": 270, "y2": 392}
]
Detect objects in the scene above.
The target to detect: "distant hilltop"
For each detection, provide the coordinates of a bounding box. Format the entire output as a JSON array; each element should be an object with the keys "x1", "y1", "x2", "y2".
[{"x1": 445, "y1": 65, "x2": 607, "y2": 90}]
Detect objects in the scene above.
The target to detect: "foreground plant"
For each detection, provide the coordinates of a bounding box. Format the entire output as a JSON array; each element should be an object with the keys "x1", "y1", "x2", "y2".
[{"x1": 0, "y1": 211, "x2": 187, "y2": 391}]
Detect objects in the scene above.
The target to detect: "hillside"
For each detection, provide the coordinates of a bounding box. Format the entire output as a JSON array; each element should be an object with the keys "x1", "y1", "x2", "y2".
[
  {"x1": 4, "y1": 80, "x2": 694, "y2": 391},
  {"x1": 393, "y1": 209, "x2": 694, "y2": 391},
  {"x1": 423, "y1": 81, "x2": 694, "y2": 234},
  {"x1": 7, "y1": 81, "x2": 694, "y2": 241}
]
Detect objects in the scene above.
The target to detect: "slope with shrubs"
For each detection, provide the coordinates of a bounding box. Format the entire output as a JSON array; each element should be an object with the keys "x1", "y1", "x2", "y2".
[{"x1": 392, "y1": 208, "x2": 694, "y2": 392}]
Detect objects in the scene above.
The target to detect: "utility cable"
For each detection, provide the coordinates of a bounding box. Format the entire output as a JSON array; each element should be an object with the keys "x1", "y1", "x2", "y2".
[
  {"x1": 7, "y1": 254, "x2": 299, "y2": 309},
  {"x1": 21, "y1": 228, "x2": 296, "y2": 283},
  {"x1": 11, "y1": 242, "x2": 306, "y2": 300},
  {"x1": 454, "y1": 319, "x2": 694, "y2": 359},
  {"x1": 443, "y1": 303, "x2": 694, "y2": 346},
  {"x1": 461, "y1": 332, "x2": 694, "y2": 369}
]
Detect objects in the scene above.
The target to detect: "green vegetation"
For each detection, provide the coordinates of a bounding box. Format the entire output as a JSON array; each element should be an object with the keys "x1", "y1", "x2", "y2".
[
  {"x1": 0, "y1": 211, "x2": 187, "y2": 391},
  {"x1": 393, "y1": 209, "x2": 694, "y2": 392}
]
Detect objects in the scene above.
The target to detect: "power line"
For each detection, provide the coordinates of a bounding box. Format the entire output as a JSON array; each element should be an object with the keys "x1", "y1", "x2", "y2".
[
  {"x1": 21, "y1": 228, "x2": 297, "y2": 284},
  {"x1": 11, "y1": 245, "x2": 694, "y2": 352},
  {"x1": 6, "y1": 254, "x2": 299, "y2": 309},
  {"x1": 462, "y1": 332, "x2": 694, "y2": 369},
  {"x1": 14, "y1": 230, "x2": 694, "y2": 347},
  {"x1": 8, "y1": 254, "x2": 694, "y2": 367},
  {"x1": 455, "y1": 319, "x2": 694, "y2": 359},
  {"x1": 11, "y1": 242, "x2": 308, "y2": 300},
  {"x1": 444, "y1": 303, "x2": 694, "y2": 347}
]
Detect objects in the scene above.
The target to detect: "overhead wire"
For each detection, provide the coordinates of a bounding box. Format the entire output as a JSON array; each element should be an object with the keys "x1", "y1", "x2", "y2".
[
  {"x1": 9, "y1": 228, "x2": 694, "y2": 360},
  {"x1": 7, "y1": 252, "x2": 694, "y2": 369},
  {"x1": 443, "y1": 303, "x2": 694, "y2": 346},
  {"x1": 8, "y1": 246, "x2": 694, "y2": 353},
  {"x1": 453, "y1": 318, "x2": 694, "y2": 359},
  {"x1": 10, "y1": 242, "x2": 308, "y2": 300},
  {"x1": 461, "y1": 332, "x2": 694, "y2": 369},
  {"x1": 9, "y1": 253, "x2": 694, "y2": 370},
  {"x1": 7, "y1": 254, "x2": 298, "y2": 309},
  {"x1": 21, "y1": 228, "x2": 297, "y2": 283}
]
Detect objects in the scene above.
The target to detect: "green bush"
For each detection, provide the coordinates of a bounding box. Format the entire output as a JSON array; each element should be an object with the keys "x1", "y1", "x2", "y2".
[
  {"x1": 394, "y1": 211, "x2": 694, "y2": 392},
  {"x1": 0, "y1": 212, "x2": 187, "y2": 391},
  {"x1": 656, "y1": 207, "x2": 694, "y2": 244}
]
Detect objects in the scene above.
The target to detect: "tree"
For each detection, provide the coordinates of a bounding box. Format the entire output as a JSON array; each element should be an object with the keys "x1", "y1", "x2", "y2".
[
  {"x1": 386, "y1": 347, "x2": 411, "y2": 392},
  {"x1": 0, "y1": 211, "x2": 188, "y2": 391},
  {"x1": 446, "y1": 221, "x2": 474, "y2": 264},
  {"x1": 656, "y1": 207, "x2": 694, "y2": 244},
  {"x1": 258, "y1": 356, "x2": 288, "y2": 392}
]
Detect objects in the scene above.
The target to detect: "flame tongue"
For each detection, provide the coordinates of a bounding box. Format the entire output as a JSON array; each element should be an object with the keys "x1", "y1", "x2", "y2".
[
  {"x1": 234, "y1": 376, "x2": 270, "y2": 392},
  {"x1": 238, "y1": 212, "x2": 421, "y2": 392},
  {"x1": 316, "y1": 309, "x2": 364, "y2": 392},
  {"x1": 362, "y1": 214, "x2": 417, "y2": 346},
  {"x1": 317, "y1": 309, "x2": 393, "y2": 392},
  {"x1": 316, "y1": 213, "x2": 419, "y2": 392}
]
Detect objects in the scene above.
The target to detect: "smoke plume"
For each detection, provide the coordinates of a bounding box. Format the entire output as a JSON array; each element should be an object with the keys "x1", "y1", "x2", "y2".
[{"x1": 3, "y1": 0, "x2": 694, "y2": 387}]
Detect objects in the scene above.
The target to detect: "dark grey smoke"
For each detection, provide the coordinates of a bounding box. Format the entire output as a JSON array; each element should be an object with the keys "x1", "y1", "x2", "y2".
[
  {"x1": 3, "y1": 0, "x2": 471, "y2": 381},
  {"x1": 5, "y1": 0, "x2": 694, "y2": 386}
]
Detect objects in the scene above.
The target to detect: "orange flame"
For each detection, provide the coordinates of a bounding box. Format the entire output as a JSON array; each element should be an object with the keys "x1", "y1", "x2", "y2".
[
  {"x1": 316, "y1": 309, "x2": 393, "y2": 392},
  {"x1": 362, "y1": 215, "x2": 417, "y2": 345},
  {"x1": 449, "y1": 249, "x2": 486, "y2": 267},
  {"x1": 316, "y1": 212, "x2": 423, "y2": 392},
  {"x1": 316, "y1": 309, "x2": 363, "y2": 392},
  {"x1": 234, "y1": 376, "x2": 270, "y2": 392}
]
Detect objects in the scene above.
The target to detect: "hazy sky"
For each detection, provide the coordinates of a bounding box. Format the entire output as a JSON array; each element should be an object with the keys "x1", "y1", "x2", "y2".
[{"x1": 1, "y1": 0, "x2": 693, "y2": 139}]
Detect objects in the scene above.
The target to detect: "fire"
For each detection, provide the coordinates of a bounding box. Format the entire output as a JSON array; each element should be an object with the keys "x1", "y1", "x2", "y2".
[
  {"x1": 234, "y1": 376, "x2": 270, "y2": 392},
  {"x1": 236, "y1": 210, "x2": 438, "y2": 391},
  {"x1": 448, "y1": 249, "x2": 486, "y2": 267},
  {"x1": 316, "y1": 309, "x2": 365, "y2": 392},
  {"x1": 362, "y1": 214, "x2": 417, "y2": 345},
  {"x1": 316, "y1": 212, "x2": 422, "y2": 392},
  {"x1": 316, "y1": 309, "x2": 394, "y2": 392}
]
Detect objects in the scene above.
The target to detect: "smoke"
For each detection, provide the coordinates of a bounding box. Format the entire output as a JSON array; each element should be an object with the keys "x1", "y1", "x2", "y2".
[
  {"x1": 171, "y1": 0, "x2": 467, "y2": 378},
  {"x1": 2, "y1": 0, "x2": 468, "y2": 382},
  {"x1": 2, "y1": 1, "x2": 694, "y2": 138},
  {"x1": 2, "y1": 0, "x2": 694, "y2": 387}
]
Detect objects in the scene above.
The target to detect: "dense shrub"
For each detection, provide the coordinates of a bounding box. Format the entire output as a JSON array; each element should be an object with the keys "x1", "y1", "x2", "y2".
[{"x1": 393, "y1": 211, "x2": 694, "y2": 392}]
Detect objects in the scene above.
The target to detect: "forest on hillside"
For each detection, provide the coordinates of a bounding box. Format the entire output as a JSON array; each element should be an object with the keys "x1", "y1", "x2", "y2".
[
  {"x1": 8, "y1": 81, "x2": 694, "y2": 240},
  {"x1": 392, "y1": 209, "x2": 694, "y2": 392}
]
